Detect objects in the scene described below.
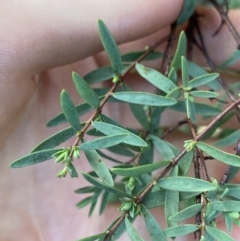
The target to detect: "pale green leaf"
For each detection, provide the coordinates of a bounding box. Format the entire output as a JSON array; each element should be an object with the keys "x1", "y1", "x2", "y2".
[
  {"x1": 223, "y1": 212, "x2": 233, "y2": 233},
  {"x1": 125, "y1": 217, "x2": 144, "y2": 241},
  {"x1": 190, "y1": 90, "x2": 219, "y2": 98},
  {"x1": 107, "y1": 145, "x2": 134, "y2": 157},
  {"x1": 72, "y1": 72, "x2": 100, "y2": 108},
  {"x1": 166, "y1": 87, "x2": 181, "y2": 99},
  {"x1": 111, "y1": 161, "x2": 170, "y2": 176},
  {"x1": 76, "y1": 232, "x2": 106, "y2": 241},
  {"x1": 98, "y1": 20, "x2": 122, "y2": 75},
  {"x1": 113, "y1": 92, "x2": 177, "y2": 106},
  {"x1": 60, "y1": 90, "x2": 81, "y2": 131},
  {"x1": 178, "y1": 149, "x2": 193, "y2": 176},
  {"x1": 215, "y1": 129, "x2": 240, "y2": 147},
  {"x1": 142, "y1": 204, "x2": 167, "y2": 241},
  {"x1": 211, "y1": 200, "x2": 240, "y2": 212},
  {"x1": 197, "y1": 142, "x2": 240, "y2": 167},
  {"x1": 142, "y1": 190, "x2": 166, "y2": 208},
  {"x1": 136, "y1": 63, "x2": 177, "y2": 93},
  {"x1": 168, "y1": 67, "x2": 177, "y2": 83},
  {"x1": 10, "y1": 149, "x2": 61, "y2": 168},
  {"x1": 80, "y1": 134, "x2": 128, "y2": 150},
  {"x1": 158, "y1": 177, "x2": 216, "y2": 192},
  {"x1": 76, "y1": 196, "x2": 92, "y2": 209},
  {"x1": 181, "y1": 56, "x2": 189, "y2": 87},
  {"x1": 186, "y1": 95, "x2": 196, "y2": 123},
  {"x1": 67, "y1": 163, "x2": 78, "y2": 178},
  {"x1": 164, "y1": 224, "x2": 199, "y2": 237},
  {"x1": 99, "y1": 191, "x2": 110, "y2": 215},
  {"x1": 31, "y1": 126, "x2": 76, "y2": 152},
  {"x1": 187, "y1": 73, "x2": 219, "y2": 88},
  {"x1": 220, "y1": 49, "x2": 240, "y2": 67},
  {"x1": 121, "y1": 51, "x2": 162, "y2": 62},
  {"x1": 92, "y1": 121, "x2": 147, "y2": 147},
  {"x1": 75, "y1": 186, "x2": 98, "y2": 194},
  {"x1": 206, "y1": 226, "x2": 235, "y2": 241}
]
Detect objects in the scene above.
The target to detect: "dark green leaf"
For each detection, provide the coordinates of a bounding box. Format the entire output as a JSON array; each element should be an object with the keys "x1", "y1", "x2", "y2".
[
  {"x1": 121, "y1": 51, "x2": 162, "y2": 62},
  {"x1": 10, "y1": 149, "x2": 61, "y2": 168},
  {"x1": 75, "y1": 186, "x2": 98, "y2": 194},
  {"x1": 113, "y1": 92, "x2": 177, "y2": 106},
  {"x1": 82, "y1": 172, "x2": 132, "y2": 198},
  {"x1": 99, "y1": 191, "x2": 110, "y2": 215},
  {"x1": 142, "y1": 204, "x2": 167, "y2": 241},
  {"x1": 177, "y1": 0, "x2": 197, "y2": 25},
  {"x1": 164, "y1": 224, "x2": 199, "y2": 237},
  {"x1": 181, "y1": 56, "x2": 189, "y2": 87},
  {"x1": 170, "y1": 31, "x2": 186, "y2": 70},
  {"x1": 197, "y1": 142, "x2": 240, "y2": 167},
  {"x1": 31, "y1": 127, "x2": 76, "y2": 152},
  {"x1": 111, "y1": 161, "x2": 170, "y2": 176},
  {"x1": 88, "y1": 189, "x2": 101, "y2": 217},
  {"x1": 67, "y1": 163, "x2": 78, "y2": 178},
  {"x1": 84, "y1": 150, "x2": 114, "y2": 186},
  {"x1": 97, "y1": 150, "x2": 122, "y2": 164},
  {"x1": 84, "y1": 64, "x2": 129, "y2": 84},
  {"x1": 92, "y1": 121, "x2": 147, "y2": 147},
  {"x1": 178, "y1": 149, "x2": 193, "y2": 176},
  {"x1": 190, "y1": 90, "x2": 219, "y2": 98},
  {"x1": 187, "y1": 73, "x2": 219, "y2": 88},
  {"x1": 80, "y1": 134, "x2": 128, "y2": 150},
  {"x1": 76, "y1": 232, "x2": 106, "y2": 241},
  {"x1": 215, "y1": 129, "x2": 240, "y2": 147},
  {"x1": 186, "y1": 95, "x2": 196, "y2": 123},
  {"x1": 125, "y1": 217, "x2": 144, "y2": 241},
  {"x1": 98, "y1": 20, "x2": 122, "y2": 75},
  {"x1": 150, "y1": 135, "x2": 175, "y2": 160},
  {"x1": 60, "y1": 90, "x2": 81, "y2": 131},
  {"x1": 158, "y1": 177, "x2": 216, "y2": 192},
  {"x1": 206, "y1": 226, "x2": 235, "y2": 241},
  {"x1": 72, "y1": 72, "x2": 100, "y2": 108},
  {"x1": 211, "y1": 200, "x2": 240, "y2": 212},
  {"x1": 76, "y1": 196, "x2": 92, "y2": 209},
  {"x1": 169, "y1": 203, "x2": 203, "y2": 222},
  {"x1": 135, "y1": 63, "x2": 177, "y2": 93}
]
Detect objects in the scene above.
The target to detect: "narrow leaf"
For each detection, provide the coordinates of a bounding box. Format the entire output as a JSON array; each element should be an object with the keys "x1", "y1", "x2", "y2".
[
  {"x1": 10, "y1": 149, "x2": 61, "y2": 168},
  {"x1": 220, "y1": 49, "x2": 240, "y2": 67},
  {"x1": 158, "y1": 177, "x2": 216, "y2": 192},
  {"x1": 142, "y1": 204, "x2": 167, "y2": 241},
  {"x1": 122, "y1": 51, "x2": 162, "y2": 62},
  {"x1": 113, "y1": 92, "x2": 177, "y2": 106},
  {"x1": 98, "y1": 20, "x2": 122, "y2": 75},
  {"x1": 111, "y1": 161, "x2": 170, "y2": 176},
  {"x1": 177, "y1": 0, "x2": 197, "y2": 25},
  {"x1": 206, "y1": 226, "x2": 235, "y2": 241},
  {"x1": 187, "y1": 73, "x2": 219, "y2": 88},
  {"x1": 76, "y1": 232, "x2": 106, "y2": 241},
  {"x1": 223, "y1": 212, "x2": 233, "y2": 233},
  {"x1": 215, "y1": 129, "x2": 240, "y2": 147},
  {"x1": 80, "y1": 134, "x2": 128, "y2": 150},
  {"x1": 76, "y1": 196, "x2": 92, "y2": 209},
  {"x1": 197, "y1": 142, "x2": 240, "y2": 167},
  {"x1": 190, "y1": 90, "x2": 219, "y2": 98},
  {"x1": 178, "y1": 149, "x2": 193, "y2": 176},
  {"x1": 136, "y1": 63, "x2": 177, "y2": 93},
  {"x1": 186, "y1": 95, "x2": 196, "y2": 123},
  {"x1": 92, "y1": 121, "x2": 147, "y2": 147},
  {"x1": 31, "y1": 127, "x2": 76, "y2": 152},
  {"x1": 125, "y1": 217, "x2": 144, "y2": 241},
  {"x1": 164, "y1": 224, "x2": 199, "y2": 237},
  {"x1": 82, "y1": 172, "x2": 132, "y2": 198},
  {"x1": 142, "y1": 190, "x2": 166, "y2": 208},
  {"x1": 67, "y1": 163, "x2": 78, "y2": 178},
  {"x1": 107, "y1": 145, "x2": 134, "y2": 157},
  {"x1": 72, "y1": 72, "x2": 99, "y2": 108},
  {"x1": 75, "y1": 186, "x2": 98, "y2": 194},
  {"x1": 211, "y1": 200, "x2": 240, "y2": 212},
  {"x1": 181, "y1": 56, "x2": 189, "y2": 87},
  {"x1": 169, "y1": 203, "x2": 203, "y2": 222},
  {"x1": 60, "y1": 90, "x2": 81, "y2": 131},
  {"x1": 99, "y1": 191, "x2": 110, "y2": 215},
  {"x1": 84, "y1": 150, "x2": 114, "y2": 186}
]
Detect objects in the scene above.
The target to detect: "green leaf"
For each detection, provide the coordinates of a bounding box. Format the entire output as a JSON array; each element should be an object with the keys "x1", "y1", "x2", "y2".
[
  {"x1": 187, "y1": 73, "x2": 219, "y2": 88},
  {"x1": 197, "y1": 142, "x2": 240, "y2": 167},
  {"x1": 76, "y1": 196, "x2": 92, "y2": 209},
  {"x1": 82, "y1": 172, "x2": 132, "y2": 198},
  {"x1": 72, "y1": 72, "x2": 100, "y2": 108},
  {"x1": 220, "y1": 49, "x2": 240, "y2": 67},
  {"x1": 113, "y1": 92, "x2": 177, "y2": 106},
  {"x1": 80, "y1": 134, "x2": 128, "y2": 150},
  {"x1": 92, "y1": 121, "x2": 147, "y2": 147},
  {"x1": 168, "y1": 67, "x2": 177, "y2": 83},
  {"x1": 10, "y1": 149, "x2": 61, "y2": 168},
  {"x1": 158, "y1": 177, "x2": 216, "y2": 192},
  {"x1": 121, "y1": 50, "x2": 162, "y2": 62},
  {"x1": 88, "y1": 189, "x2": 101, "y2": 217},
  {"x1": 178, "y1": 149, "x2": 193, "y2": 176},
  {"x1": 99, "y1": 191, "x2": 110, "y2": 215},
  {"x1": 211, "y1": 200, "x2": 240, "y2": 212},
  {"x1": 67, "y1": 163, "x2": 78, "y2": 178},
  {"x1": 181, "y1": 56, "x2": 189, "y2": 87},
  {"x1": 190, "y1": 90, "x2": 219, "y2": 98},
  {"x1": 111, "y1": 161, "x2": 170, "y2": 176},
  {"x1": 215, "y1": 129, "x2": 240, "y2": 147},
  {"x1": 177, "y1": 0, "x2": 197, "y2": 25},
  {"x1": 170, "y1": 31, "x2": 186, "y2": 70},
  {"x1": 150, "y1": 135, "x2": 175, "y2": 160},
  {"x1": 135, "y1": 63, "x2": 177, "y2": 93},
  {"x1": 31, "y1": 127, "x2": 76, "y2": 152},
  {"x1": 164, "y1": 224, "x2": 199, "y2": 237},
  {"x1": 84, "y1": 65, "x2": 129, "y2": 84},
  {"x1": 169, "y1": 203, "x2": 203, "y2": 222},
  {"x1": 84, "y1": 150, "x2": 113, "y2": 186},
  {"x1": 107, "y1": 145, "x2": 135, "y2": 157},
  {"x1": 76, "y1": 233, "x2": 106, "y2": 241},
  {"x1": 166, "y1": 87, "x2": 181, "y2": 99},
  {"x1": 141, "y1": 204, "x2": 167, "y2": 241},
  {"x1": 142, "y1": 190, "x2": 166, "y2": 208},
  {"x1": 75, "y1": 186, "x2": 98, "y2": 194},
  {"x1": 206, "y1": 226, "x2": 235, "y2": 241},
  {"x1": 97, "y1": 150, "x2": 122, "y2": 164},
  {"x1": 223, "y1": 212, "x2": 233, "y2": 233},
  {"x1": 98, "y1": 20, "x2": 122, "y2": 75},
  {"x1": 60, "y1": 90, "x2": 81, "y2": 132},
  {"x1": 125, "y1": 217, "x2": 144, "y2": 241},
  {"x1": 186, "y1": 94, "x2": 196, "y2": 123}
]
